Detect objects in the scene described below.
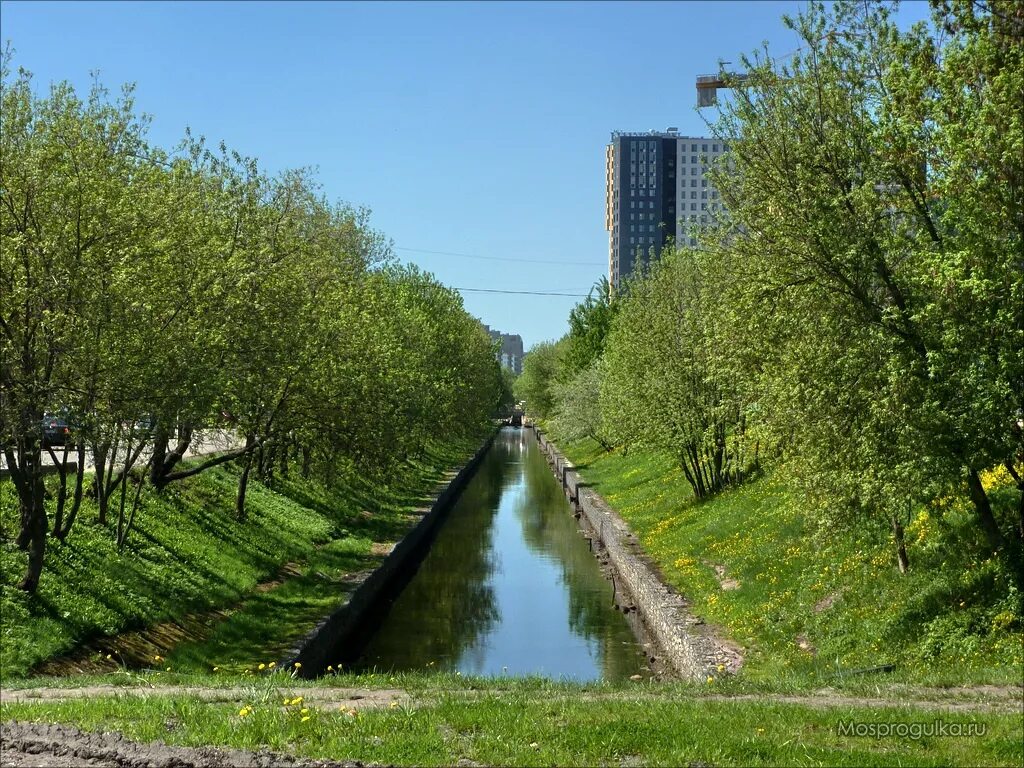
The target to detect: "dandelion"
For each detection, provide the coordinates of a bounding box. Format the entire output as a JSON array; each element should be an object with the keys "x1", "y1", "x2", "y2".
[
  {"x1": 327, "y1": 665, "x2": 334, "y2": 672},
  {"x1": 706, "y1": 675, "x2": 715, "y2": 684},
  {"x1": 154, "y1": 655, "x2": 163, "y2": 662},
  {"x1": 291, "y1": 696, "x2": 303, "y2": 706},
  {"x1": 166, "y1": 667, "x2": 171, "y2": 672},
  {"x1": 259, "y1": 663, "x2": 266, "y2": 670},
  {"x1": 239, "y1": 706, "x2": 252, "y2": 718},
  {"x1": 213, "y1": 666, "x2": 220, "y2": 672},
  {"x1": 268, "y1": 661, "x2": 276, "y2": 669},
  {"x1": 293, "y1": 662, "x2": 302, "y2": 669},
  {"x1": 301, "y1": 708, "x2": 310, "y2": 715},
  {"x1": 301, "y1": 716, "x2": 310, "y2": 722},
  {"x1": 106, "y1": 654, "x2": 113, "y2": 660},
  {"x1": 389, "y1": 701, "x2": 399, "y2": 709},
  {"x1": 284, "y1": 698, "x2": 291, "y2": 706},
  {"x1": 716, "y1": 664, "x2": 725, "y2": 672}
]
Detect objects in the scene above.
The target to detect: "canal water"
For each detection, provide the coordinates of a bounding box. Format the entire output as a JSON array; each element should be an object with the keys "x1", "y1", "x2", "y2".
[{"x1": 352, "y1": 427, "x2": 646, "y2": 681}]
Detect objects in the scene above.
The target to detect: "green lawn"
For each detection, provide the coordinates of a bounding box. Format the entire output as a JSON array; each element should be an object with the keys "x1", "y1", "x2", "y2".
[
  {"x1": 0, "y1": 435, "x2": 484, "y2": 678},
  {"x1": 552, "y1": 434, "x2": 1023, "y2": 689},
  {"x1": 4, "y1": 683, "x2": 1020, "y2": 767}
]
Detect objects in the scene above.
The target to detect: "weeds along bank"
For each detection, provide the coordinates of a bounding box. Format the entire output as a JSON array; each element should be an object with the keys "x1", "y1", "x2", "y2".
[
  {"x1": 0, "y1": 434, "x2": 486, "y2": 678},
  {"x1": 548, "y1": 433, "x2": 1023, "y2": 687}
]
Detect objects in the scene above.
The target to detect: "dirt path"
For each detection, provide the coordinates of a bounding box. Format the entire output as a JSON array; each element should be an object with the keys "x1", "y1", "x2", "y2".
[
  {"x1": 2, "y1": 686, "x2": 408, "y2": 711},
  {"x1": 0, "y1": 721, "x2": 362, "y2": 767},
  {"x1": 3, "y1": 683, "x2": 1020, "y2": 713}
]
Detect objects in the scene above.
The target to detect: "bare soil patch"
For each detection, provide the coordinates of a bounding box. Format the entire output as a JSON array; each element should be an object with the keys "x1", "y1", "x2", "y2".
[{"x1": 0, "y1": 720, "x2": 363, "y2": 767}]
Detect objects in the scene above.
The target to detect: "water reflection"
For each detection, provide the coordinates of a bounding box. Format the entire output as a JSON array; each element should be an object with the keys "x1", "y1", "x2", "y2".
[{"x1": 352, "y1": 428, "x2": 644, "y2": 681}]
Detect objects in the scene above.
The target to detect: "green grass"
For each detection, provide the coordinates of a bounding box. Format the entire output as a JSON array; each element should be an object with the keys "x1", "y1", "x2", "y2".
[
  {"x1": 551, "y1": 434, "x2": 1023, "y2": 689},
  {"x1": 3, "y1": 685, "x2": 1021, "y2": 766},
  {"x1": 0, "y1": 435, "x2": 485, "y2": 679}
]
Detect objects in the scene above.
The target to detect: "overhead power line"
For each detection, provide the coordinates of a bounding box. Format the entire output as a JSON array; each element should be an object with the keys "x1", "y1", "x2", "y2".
[
  {"x1": 454, "y1": 287, "x2": 589, "y2": 297},
  {"x1": 396, "y1": 246, "x2": 604, "y2": 267}
]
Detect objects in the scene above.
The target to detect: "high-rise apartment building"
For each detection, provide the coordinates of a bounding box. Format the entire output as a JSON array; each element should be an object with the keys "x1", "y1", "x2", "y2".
[
  {"x1": 482, "y1": 324, "x2": 524, "y2": 375},
  {"x1": 605, "y1": 129, "x2": 728, "y2": 290}
]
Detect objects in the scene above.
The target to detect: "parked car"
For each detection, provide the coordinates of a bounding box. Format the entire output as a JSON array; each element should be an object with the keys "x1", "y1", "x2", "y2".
[{"x1": 41, "y1": 412, "x2": 72, "y2": 448}]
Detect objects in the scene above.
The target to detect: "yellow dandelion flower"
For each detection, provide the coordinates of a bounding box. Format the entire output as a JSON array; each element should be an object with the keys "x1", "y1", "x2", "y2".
[
  {"x1": 300, "y1": 708, "x2": 309, "y2": 715},
  {"x1": 106, "y1": 654, "x2": 113, "y2": 660},
  {"x1": 291, "y1": 696, "x2": 303, "y2": 705},
  {"x1": 154, "y1": 655, "x2": 163, "y2": 662},
  {"x1": 165, "y1": 667, "x2": 171, "y2": 672},
  {"x1": 706, "y1": 676, "x2": 715, "y2": 684},
  {"x1": 213, "y1": 666, "x2": 220, "y2": 672},
  {"x1": 389, "y1": 701, "x2": 399, "y2": 709},
  {"x1": 293, "y1": 662, "x2": 302, "y2": 669},
  {"x1": 268, "y1": 661, "x2": 276, "y2": 669},
  {"x1": 327, "y1": 665, "x2": 334, "y2": 671},
  {"x1": 301, "y1": 716, "x2": 311, "y2": 723},
  {"x1": 716, "y1": 664, "x2": 725, "y2": 672},
  {"x1": 258, "y1": 663, "x2": 266, "y2": 670}
]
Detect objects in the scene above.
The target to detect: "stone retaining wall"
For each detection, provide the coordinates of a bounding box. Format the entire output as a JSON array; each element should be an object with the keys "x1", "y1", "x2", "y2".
[
  {"x1": 533, "y1": 427, "x2": 742, "y2": 680},
  {"x1": 282, "y1": 431, "x2": 497, "y2": 677}
]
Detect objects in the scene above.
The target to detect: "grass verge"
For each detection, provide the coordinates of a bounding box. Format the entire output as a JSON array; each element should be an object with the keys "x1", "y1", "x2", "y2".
[
  {"x1": 551, "y1": 435, "x2": 1023, "y2": 689},
  {"x1": 3, "y1": 683, "x2": 1021, "y2": 767},
  {"x1": 0, "y1": 434, "x2": 486, "y2": 678}
]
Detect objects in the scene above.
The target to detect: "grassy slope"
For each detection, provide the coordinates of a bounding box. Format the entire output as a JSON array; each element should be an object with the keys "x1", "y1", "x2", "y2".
[
  {"x1": 554, "y1": 436, "x2": 1023, "y2": 688},
  {"x1": 0, "y1": 436, "x2": 483, "y2": 678}
]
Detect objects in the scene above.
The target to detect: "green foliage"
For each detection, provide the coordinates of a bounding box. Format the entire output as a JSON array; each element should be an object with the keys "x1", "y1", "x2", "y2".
[
  {"x1": 514, "y1": 339, "x2": 568, "y2": 421},
  {"x1": 698, "y1": 0, "x2": 1023, "y2": 553},
  {"x1": 556, "y1": 436, "x2": 1024, "y2": 687},
  {"x1": 602, "y1": 250, "x2": 753, "y2": 497},
  {"x1": 564, "y1": 277, "x2": 617, "y2": 377},
  {"x1": 0, "y1": 57, "x2": 502, "y2": 590},
  {"x1": 549, "y1": 361, "x2": 613, "y2": 451}
]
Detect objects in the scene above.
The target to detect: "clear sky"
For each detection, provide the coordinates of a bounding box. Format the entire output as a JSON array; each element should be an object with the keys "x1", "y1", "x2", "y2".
[{"x1": 1, "y1": 0, "x2": 933, "y2": 350}]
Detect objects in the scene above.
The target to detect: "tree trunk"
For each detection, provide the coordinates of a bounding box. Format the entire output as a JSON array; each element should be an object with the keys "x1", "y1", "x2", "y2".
[
  {"x1": 6, "y1": 446, "x2": 33, "y2": 550},
  {"x1": 891, "y1": 514, "x2": 909, "y2": 574},
  {"x1": 278, "y1": 438, "x2": 289, "y2": 480},
  {"x1": 57, "y1": 439, "x2": 87, "y2": 540},
  {"x1": 47, "y1": 444, "x2": 70, "y2": 538},
  {"x1": 236, "y1": 451, "x2": 254, "y2": 521},
  {"x1": 967, "y1": 468, "x2": 1004, "y2": 553},
  {"x1": 301, "y1": 446, "x2": 311, "y2": 479},
  {"x1": 92, "y1": 443, "x2": 109, "y2": 525},
  {"x1": 17, "y1": 464, "x2": 47, "y2": 593}
]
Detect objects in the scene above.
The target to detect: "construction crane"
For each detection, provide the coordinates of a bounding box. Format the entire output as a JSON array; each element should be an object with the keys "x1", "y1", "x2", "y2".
[{"x1": 695, "y1": 72, "x2": 749, "y2": 107}]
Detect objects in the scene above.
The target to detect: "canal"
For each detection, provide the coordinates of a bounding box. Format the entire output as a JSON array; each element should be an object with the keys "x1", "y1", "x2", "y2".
[{"x1": 351, "y1": 427, "x2": 646, "y2": 681}]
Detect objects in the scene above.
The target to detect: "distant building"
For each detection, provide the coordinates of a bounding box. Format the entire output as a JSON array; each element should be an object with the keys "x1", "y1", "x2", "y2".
[
  {"x1": 482, "y1": 324, "x2": 524, "y2": 375},
  {"x1": 605, "y1": 129, "x2": 729, "y2": 290}
]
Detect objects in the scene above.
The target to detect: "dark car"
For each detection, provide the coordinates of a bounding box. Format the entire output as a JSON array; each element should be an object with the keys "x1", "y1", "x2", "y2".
[{"x1": 41, "y1": 412, "x2": 72, "y2": 448}]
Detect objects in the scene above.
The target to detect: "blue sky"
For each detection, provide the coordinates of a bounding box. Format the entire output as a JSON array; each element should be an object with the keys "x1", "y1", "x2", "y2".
[{"x1": 1, "y1": 0, "x2": 933, "y2": 350}]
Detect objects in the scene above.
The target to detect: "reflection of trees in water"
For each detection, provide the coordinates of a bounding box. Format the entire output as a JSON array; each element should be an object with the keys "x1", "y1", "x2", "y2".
[
  {"x1": 515, "y1": 438, "x2": 643, "y2": 680},
  {"x1": 355, "y1": 434, "x2": 511, "y2": 671}
]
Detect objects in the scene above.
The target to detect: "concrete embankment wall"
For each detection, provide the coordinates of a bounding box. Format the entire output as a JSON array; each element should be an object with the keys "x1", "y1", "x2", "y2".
[
  {"x1": 282, "y1": 431, "x2": 497, "y2": 677},
  {"x1": 532, "y1": 426, "x2": 742, "y2": 681}
]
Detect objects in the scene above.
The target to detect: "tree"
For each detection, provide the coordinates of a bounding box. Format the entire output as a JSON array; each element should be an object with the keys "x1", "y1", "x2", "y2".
[
  {"x1": 564, "y1": 277, "x2": 617, "y2": 377},
  {"x1": 515, "y1": 339, "x2": 567, "y2": 422},
  {"x1": 601, "y1": 249, "x2": 751, "y2": 498},
  {"x1": 702, "y1": 0, "x2": 1023, "y2": 560},
  {"x1": 550, "y1": 360, "x2": 614, "y2": 451}
]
